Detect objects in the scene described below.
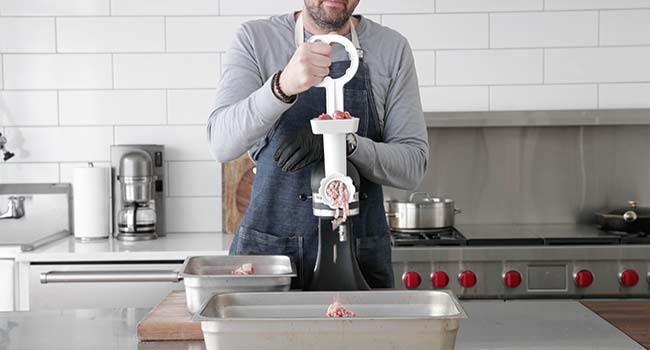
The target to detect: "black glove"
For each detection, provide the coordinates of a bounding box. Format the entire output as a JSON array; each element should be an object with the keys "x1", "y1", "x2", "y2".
[{"x1": 273, "y1": 128, "x2": 323, "y2": 172}]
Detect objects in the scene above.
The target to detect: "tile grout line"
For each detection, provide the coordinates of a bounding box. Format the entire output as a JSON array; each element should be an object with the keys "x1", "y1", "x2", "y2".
[
  {"x1": 433, "y1": 51, "x2": 437, "y2": 86},
  {"x1": 542, "y1": 48, "x2": 545, "y2": 84},
  {"x1": 3, "y1": 81, "x2": 650, "y2": 94},
  {"x1": 487, "y1": 85, "x2": 491, "y2": 111},
  {"x1": 56, "y1": 90, "x2": 61, "y2": 126},
  {"x1": 53, "y1": 17, "x2": 59, "y2": 53},
  {"x1": 110, "y1": 53, "x2": 115, "y2": 89},
  {"x1": 597, "y1": 10, "x2": 601, "y2": 46},
  {"x1": 487, "y1": 13, "x2": 491, "y2": 49},
  {"x1": 165, "y1": 90, "x2": 169, "y2": 124},
  {"x1": 5, "y1": 8, "x2": 650, "y2": 18},
  {"x1": 163, "y1": 16, "x2": 168, "y2": 52},
  {"x1": 4, "y1": 44, "x2": 650, "y2": 55}
]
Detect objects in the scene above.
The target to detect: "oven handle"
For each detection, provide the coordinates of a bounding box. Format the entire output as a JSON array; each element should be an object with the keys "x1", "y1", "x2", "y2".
[{"x1": 40, "y1": 270, "x2": 182, "y2": 284}]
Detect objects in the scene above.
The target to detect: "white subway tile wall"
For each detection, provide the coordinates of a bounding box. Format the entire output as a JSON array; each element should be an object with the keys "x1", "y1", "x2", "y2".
[
  {"x1": 600, "y1": 9, "x2": 650, "y2": 46},
  {"x1": 113, "y1": 53, "x2": 220, "y2": 89},
  {"x1": 420, "y1": 86, "x2": 489, "y2": 111},
  {"x1": 382, "y1": 14, "x2": 488, "y2": 50},
  {"x1": 2, "y1": 1, "x2": 650, "y2": 232},
  {"x1": 0, "y1": 91, "x2": 58, "y2": 126},
  {"x1": 0, "y1": 18, "x2": 56, "y2": 53},
  {"x1": 490, "y1": 85, "x2": 598, "y2": 111},
  {"x1": 436, "y1": 0, "x2": 543, "y2": 12},
  {"x1": 490, "y1": 12, "x2": 598, "y2": 48},
  {"x1": 412, "y1": 51, "x2": 435, "y2": 86},
  {"x1": 437, "y1": 49, "x2": 543, "y2": 85},
  {"x1": 167, "y1": 90, "x2": 215, "y2": 125},
  {"x1": 3, "y1": 54, "x2": 112, "y2": 89},
  {"x1": 59, "y1": 90, "x2": 167, "y2": 126},
  {"x1": 56, "y1": 18, "x2": 165, "y2": 53},
  {"x1": 0, "y1": 163, "x2": 59, "y2": 183},
  {"x1": 168, "y1": 161, "x2": 221, "y2": 197}
]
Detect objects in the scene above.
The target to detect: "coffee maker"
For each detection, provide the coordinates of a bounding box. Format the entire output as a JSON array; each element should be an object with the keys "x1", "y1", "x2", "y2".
[{"x1": 111, "y1": 145, "x2": 165, "y2": 241}]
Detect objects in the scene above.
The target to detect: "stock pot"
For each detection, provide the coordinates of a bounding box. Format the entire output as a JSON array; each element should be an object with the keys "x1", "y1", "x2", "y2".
[{"x1": 386, "y1": 192, "x2": 460, "y2": 230}]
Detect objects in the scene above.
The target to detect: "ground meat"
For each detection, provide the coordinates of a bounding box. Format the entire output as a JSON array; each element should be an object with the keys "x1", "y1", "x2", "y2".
[
  {"x1": 326, "y1": 180, "x2": 349, "y2": 229},
  {"x1": 314, "y1": 111, "x2": 352, "y2": 121},
  {"x1": 231, "y1": 263, "x2": 254, "y2": 275},
  {"x1": 327, "y1": 302, "x2": 356, "y2": 318},
  {"x1": 313, "y1": 111, "x2": 353, "y2": 229}
]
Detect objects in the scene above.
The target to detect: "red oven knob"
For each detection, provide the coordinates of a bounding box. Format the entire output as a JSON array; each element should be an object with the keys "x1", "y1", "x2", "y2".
[
  {"x1": 431, "y1": 271, "x2": 449, "y2": 289},
  {"x1": 574, "y1": 270, "x2": 593, "y2": 288},
  {"x1": 503, "y1": 270, "x2": 522, "y2": 289},
  {"x1": 619, "y1": 269, "x2": 639, "y2": 287},
  {"x1": 402, "y1": 271, "x2": 421, "y2": 289},
  {"x1": 458, "y1": 271, "x2": 477, "y2": 288}
]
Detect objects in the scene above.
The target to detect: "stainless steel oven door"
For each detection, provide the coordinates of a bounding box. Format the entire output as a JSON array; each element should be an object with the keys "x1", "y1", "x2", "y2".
[{"x1": 28, "y1": 262, "x2": 183, "y2": 310}]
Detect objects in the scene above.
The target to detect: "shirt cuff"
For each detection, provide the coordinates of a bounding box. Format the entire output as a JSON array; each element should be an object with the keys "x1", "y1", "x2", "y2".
[{"x1": 253, "y1": 75, "x2": 296, "y2": 124}]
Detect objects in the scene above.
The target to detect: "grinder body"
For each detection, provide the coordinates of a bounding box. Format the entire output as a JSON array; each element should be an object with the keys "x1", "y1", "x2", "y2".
[{"x1": 306, "y1": 161, "x2": 369, "y2": 291}]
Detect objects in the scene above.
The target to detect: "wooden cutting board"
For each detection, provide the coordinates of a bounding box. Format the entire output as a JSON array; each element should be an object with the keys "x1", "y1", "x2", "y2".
[
  {"x1": 582, "y1": 301, "x2": 650, "y2": 349},
  {"x1": 222, "y1": 154, "x2": 256, "y2": 234},
  {"x1": 137, "y1": 291, "x2": 202, "y2": 341}
]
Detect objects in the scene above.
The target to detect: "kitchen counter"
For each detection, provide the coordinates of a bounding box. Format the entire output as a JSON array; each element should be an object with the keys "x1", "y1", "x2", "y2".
[
  {"x1": 0, "y1": 300, "x2": 643, "y2": 350},
  {"x1": 15, "y1": 233, "x2": 233, "y2": 262}
]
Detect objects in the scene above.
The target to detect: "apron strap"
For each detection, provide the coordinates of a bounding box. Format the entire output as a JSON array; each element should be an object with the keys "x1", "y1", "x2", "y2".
[{"x1": 294, "y1": 12, "x2": 363, "y2": 58}]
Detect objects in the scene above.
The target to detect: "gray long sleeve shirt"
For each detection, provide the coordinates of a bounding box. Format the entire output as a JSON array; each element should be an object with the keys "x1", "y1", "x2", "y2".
[{"x1": 207, "y1": 13, "x2": 428, "y2": 190}]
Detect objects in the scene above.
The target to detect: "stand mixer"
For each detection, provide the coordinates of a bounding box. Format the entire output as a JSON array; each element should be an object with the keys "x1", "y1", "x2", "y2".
[{"x1": 305, "y1": 34, "x2": 370, "y2": 291}]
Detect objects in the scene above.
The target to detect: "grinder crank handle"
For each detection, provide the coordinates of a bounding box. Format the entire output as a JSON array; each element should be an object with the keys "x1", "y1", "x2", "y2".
[{"x1": 308, "y1": 34, "x2": 359, "y2": 116}]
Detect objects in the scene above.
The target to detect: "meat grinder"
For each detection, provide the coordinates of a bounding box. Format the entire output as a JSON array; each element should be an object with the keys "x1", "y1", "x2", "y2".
[{"x1": 305, "y1": 34, "x2": 370, "y2": 291}]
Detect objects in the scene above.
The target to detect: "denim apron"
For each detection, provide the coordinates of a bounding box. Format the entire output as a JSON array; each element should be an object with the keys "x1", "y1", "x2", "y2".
[{"x1": 229, "y1": 16, "x2": 393, "y2": 289}]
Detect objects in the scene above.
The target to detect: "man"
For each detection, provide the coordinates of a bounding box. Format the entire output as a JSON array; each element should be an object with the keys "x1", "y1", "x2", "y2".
[{"x1": 207, "y1": 0, "x2": 428, "y2": 288}]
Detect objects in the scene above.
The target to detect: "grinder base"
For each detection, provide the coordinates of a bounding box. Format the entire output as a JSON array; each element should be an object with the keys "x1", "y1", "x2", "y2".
[{"x1": 306, "y1": 220, "x2": 370, "y2": 291}]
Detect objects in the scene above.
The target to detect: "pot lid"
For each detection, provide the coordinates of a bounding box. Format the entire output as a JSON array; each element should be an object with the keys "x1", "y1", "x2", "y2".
[
  {"x1": 604, "y1": 201, "x2": 650, "y2": 216},
  {"x1": 387, "y1": 192, "x2": 454, "y2": 207}
]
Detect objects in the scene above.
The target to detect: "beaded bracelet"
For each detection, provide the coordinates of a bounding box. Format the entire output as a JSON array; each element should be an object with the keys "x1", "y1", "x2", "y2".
[{"x1": 272, "y1": 70, "x2": 296, "y2": 104}]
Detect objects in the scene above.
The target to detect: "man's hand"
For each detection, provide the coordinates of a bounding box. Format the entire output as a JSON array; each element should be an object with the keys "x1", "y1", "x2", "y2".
[
  {"x1": 274, "y1": 128, "x2": 324, "y2": 172},
  {"x1": 279, "y1": 42, "x2": 332, "y2": 97}
]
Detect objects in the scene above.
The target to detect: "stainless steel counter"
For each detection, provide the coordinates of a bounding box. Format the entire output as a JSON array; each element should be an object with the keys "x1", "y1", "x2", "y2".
[
  {"x1": 457, "y1": 300, "x2": 644, "y2": 350},
  {"x1": 0, "y1": 300, "x2": 643, "y2": 350}
]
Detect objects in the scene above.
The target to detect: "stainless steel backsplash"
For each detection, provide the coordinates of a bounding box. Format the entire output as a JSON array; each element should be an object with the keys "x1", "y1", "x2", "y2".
[{"x1": 383, "y1": 125, "x2": 650, "y2": 225}]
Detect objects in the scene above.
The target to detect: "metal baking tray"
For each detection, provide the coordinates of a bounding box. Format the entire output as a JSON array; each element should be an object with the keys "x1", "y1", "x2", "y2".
[
  {"x1": 180, "y1": 255, "x2": 296, "y2": 313},
  {"x1": 195, "y1": 290, "x2": 466, "y2": 350}
]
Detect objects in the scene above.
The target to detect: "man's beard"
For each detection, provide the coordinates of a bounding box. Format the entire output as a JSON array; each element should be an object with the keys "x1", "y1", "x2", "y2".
[{"x1": 305, "y1": 1, "x2": 354, "y2": 32}]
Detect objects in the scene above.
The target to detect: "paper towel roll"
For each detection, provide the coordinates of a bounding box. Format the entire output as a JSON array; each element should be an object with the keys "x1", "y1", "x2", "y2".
[{"x1": 73, "y1": 164, "x2": 110, "y2": 240}]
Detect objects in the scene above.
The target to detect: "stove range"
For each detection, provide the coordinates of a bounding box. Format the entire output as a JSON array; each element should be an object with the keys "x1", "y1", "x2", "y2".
[
  {"x1": 391, "y1": 224, "x2": 650, "y2": 299},
  {"x1": 390, "y1": 227, "x2": 466, "y2": 247}
]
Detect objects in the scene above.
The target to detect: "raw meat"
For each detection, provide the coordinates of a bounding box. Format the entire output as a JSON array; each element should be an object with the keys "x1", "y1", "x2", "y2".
[
  {"x1": 313, "y1": 111, "x2": 352, "y2": 121},
  {"x1": 327, "y1": 301, "x2": 356, "y2": 318},
  {"x1": 231, "y1": 263, "x2": 254, "y2": 275},
  {"x1": 326, "y1": 180, "x2": 349, "y2": 229},
  {"x1": 332, "y1": 110, "x2": 352, "y2": 120}
]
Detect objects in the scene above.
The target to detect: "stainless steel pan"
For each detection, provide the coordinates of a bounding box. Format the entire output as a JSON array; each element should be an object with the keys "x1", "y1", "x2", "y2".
[
  {"x1": 40, "y1": 255, "x2": 296, "y2": 313},
  {"x1": 195, "y1": 290, "x2": 466, "y2": 350},
  {"x1": 386, "y1": 192, "x2": 461, "y2": 230}
]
